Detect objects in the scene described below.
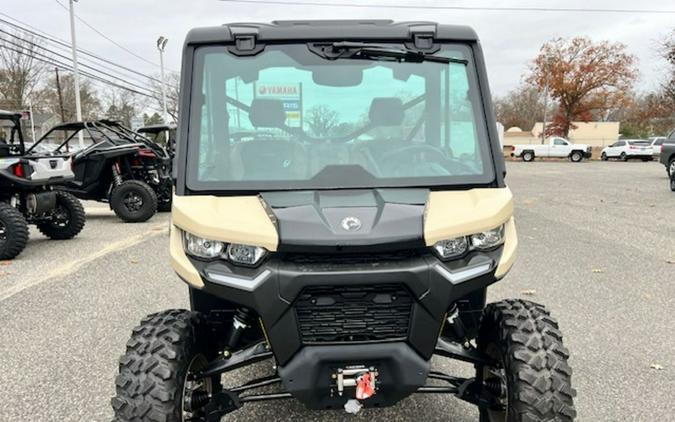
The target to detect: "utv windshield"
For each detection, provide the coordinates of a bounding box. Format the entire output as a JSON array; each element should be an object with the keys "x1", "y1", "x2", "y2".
[{"x1": 187, "y1": 43, "x2": 495, "y2": 191}]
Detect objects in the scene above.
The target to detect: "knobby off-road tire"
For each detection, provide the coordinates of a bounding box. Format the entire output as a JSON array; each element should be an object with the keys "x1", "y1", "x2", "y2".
[
  {"x1": 477, "y1": 299, "x2": 576, "y2": 422},
  {"x1": 112, "y1": 310, "x2": 222, "y2": 422},
  {"x1": 36, "y1": 191, "x2": 86, "y2": 240},
  {"x1": 0, "y1": 202, "x2": 29, "y2": 260},
  {"x1": 111, "y1": 180, "x2": 157, "y2": 223},
  {"x1": 570, "y1": 151, "x2": 583, "y2": 163},
  {"x1": 522, "y1": 151, "x2": 534, "y2": 162}
]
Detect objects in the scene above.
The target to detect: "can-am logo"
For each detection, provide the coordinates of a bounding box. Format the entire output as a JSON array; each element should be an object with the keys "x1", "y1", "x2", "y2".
[{"x1": 340, "y1": 216, "x2": 362, "y2": 232}]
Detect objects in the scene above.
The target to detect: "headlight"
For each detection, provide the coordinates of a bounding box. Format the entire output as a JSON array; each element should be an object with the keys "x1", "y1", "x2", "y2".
[
  {"x1": 432, "y1": 225, "x2": 505, "y2": 259},
  {"x1": 226, "y1": 243, "x2": 267, "y2": 266},
  {"x1": 183, "y1": 232, "x2": 225, "y2": 259},
  {"x1": 470, "y1": 225, "x2": 505, "y2": 250},
  {"x1": 432, "y1": 236, "x2": 469, "y2": 259},
  {"x1": 182, "y1": 230, "x2": 268, "y2": 265}
]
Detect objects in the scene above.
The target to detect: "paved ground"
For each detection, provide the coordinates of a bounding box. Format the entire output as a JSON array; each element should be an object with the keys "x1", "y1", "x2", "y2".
[{"x1": 0, "y1": 161, "x2": 673, "y2": 422}]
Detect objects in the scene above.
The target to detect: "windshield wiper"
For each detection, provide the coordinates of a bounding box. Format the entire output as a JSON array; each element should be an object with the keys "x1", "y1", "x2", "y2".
[{"x1": 312, "y1": 41, "x2": 468, "y2": 65}]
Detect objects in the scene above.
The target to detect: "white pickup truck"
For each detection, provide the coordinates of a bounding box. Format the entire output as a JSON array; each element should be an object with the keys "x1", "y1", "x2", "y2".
[{"x1": 511, "y1": 137, "x2": 592, "y2": 162}]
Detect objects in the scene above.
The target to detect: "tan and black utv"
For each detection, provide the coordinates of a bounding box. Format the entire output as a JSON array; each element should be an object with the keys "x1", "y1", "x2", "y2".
[{"x1": 112, "y1": 21, "x2": 575, "y2": 422}]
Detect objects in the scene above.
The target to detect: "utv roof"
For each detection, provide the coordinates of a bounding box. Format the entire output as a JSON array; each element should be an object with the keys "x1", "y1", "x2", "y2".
[
  {"x1": 138, "y1": 124, "x2": 177, "y2": 133},
  {"x1": 184, "y1": 20, "x2": 479, "y2": 45},
  {"x1": 0, "y1": 110, "x2": 21, "y2": 120},
  {"x1": 47, "y1": 120, "x2": 124, "y2": 131}
]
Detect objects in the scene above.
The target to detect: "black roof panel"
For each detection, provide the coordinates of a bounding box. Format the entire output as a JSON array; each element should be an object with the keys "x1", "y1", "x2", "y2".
[{"x1": 184, "y1": 20, "x2": 478, "y2": 45}]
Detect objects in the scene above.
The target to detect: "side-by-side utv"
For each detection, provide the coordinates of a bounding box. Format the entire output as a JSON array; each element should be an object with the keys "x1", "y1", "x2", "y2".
[
  {"x1": 27, "y1": 120, "x2": 173, "y2": 222},
  {"x1": 0, "y1": 110, "x2": 85, "y2": 260},
  {"x1": 112, "y1": 21, "x2": 576, "y2": 422}
]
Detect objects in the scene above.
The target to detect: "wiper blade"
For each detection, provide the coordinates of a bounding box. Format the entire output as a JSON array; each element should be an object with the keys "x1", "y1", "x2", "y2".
[{"x1": 313, "y1": 41, "x2": 468, "y2": 65}]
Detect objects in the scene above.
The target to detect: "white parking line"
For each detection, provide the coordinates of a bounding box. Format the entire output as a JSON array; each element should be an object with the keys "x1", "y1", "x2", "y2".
[{"x1": 0, "y1": 222, "x2": 168, "y2": 302}]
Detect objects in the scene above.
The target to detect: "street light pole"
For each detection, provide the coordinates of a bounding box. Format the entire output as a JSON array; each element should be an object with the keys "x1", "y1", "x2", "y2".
[
  {"x1": 68, "y1": 0, "x2": 84, "y2": 148},
  {"x1": 157, "y1": 37, "x2": 169, "y2": 123}
]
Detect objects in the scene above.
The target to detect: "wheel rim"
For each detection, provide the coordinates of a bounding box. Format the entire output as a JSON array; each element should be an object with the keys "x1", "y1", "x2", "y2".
[
  {"x1": 573, "y1": 153, "x2": 581, "y2": 161},
  {"x1": 50, "y1": 205, "x2": 71, "y2": 228},
  {"x1": 181, "y1": 354, "x2": 213, "y2": 422},
  {"x1": 122, "y1": 191, "x2": 144, "y2": 212},
  {"x1": 482, "y1": 363, "x2": 509, "y2": 422}
]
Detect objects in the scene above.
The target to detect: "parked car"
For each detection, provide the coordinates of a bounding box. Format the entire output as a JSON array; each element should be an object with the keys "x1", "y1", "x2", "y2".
[
  {"x1": 659, "y1": 130, "x2": 675, "y2": 176},
  {"x1": 511, "y1": 137, "x2": 592, "y2": 162},
  {"x1": 648, "y1": 137, "x2": 667, "y2": 157},
  {"x1": 600, "y1": 139, "x2": 653, "y2": 161},
  {"x1": 671, "y1": 171, "x2": 675, "y2": 192}
]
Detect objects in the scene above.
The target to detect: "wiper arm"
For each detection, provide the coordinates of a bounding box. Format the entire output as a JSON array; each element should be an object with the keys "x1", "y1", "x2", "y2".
[{"x1": 313, "y1": 41, "x2": 468, "y2": 65}]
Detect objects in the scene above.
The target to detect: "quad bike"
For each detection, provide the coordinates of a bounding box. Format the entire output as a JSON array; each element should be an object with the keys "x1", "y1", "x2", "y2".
[
  {"x1": 112, "y1": 21, "x2": 576, "y2": 421},
  {"x1": 27, "y1": 120, "x2": 173, "y2": 222},
  {"x1": 0, "y1": 110, "x2": 85, "y2": 260}
]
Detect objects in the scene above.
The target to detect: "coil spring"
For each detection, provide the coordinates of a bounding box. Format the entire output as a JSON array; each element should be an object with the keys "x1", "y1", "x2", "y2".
[
  {"x1": 483, "y1": 378, "x2": 504, "y2": 396},
  {"x1": 189, "y1": 390, "x2": 210, "y2": 411}
]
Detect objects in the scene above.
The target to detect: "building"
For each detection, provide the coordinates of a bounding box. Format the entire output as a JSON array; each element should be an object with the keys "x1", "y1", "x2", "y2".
[{"x1": 531, "y1": 121, "x2": 620, "y2": 147}]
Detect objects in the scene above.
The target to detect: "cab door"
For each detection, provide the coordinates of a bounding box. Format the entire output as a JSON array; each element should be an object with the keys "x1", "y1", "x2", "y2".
[{"x1": 551, "y1": 138, "x2": 569, "y2": 157}]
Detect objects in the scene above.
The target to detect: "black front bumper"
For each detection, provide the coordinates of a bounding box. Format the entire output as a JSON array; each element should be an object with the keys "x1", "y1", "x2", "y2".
[{"x1": 188, "y1": 249, "x2": 501, "y2": 407}]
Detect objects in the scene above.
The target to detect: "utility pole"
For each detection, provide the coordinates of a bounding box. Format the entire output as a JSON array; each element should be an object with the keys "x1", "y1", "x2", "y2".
[
  {"x1": 68, "y1": 0, "x2": 84, "y2": 148},
  {"x1": 55, "y1": 68, "x2": 66, "y2": 123},
  {"x1": 541, "y1": 70, "x2": 549, "y2": 144},
  {"x1": 157, "y1": 36, "x2": 169, "y2": 123}
]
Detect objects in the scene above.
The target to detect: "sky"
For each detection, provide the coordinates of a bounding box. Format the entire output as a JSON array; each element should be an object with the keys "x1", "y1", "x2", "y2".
[{"x1": 1, "y1": 0, "x2": 673, "y2": 97}]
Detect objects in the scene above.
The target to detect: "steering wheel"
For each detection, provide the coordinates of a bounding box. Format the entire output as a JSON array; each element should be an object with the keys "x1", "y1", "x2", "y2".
[{"x1": 379, "y1": 144, "x2": 474, "y2": 176}]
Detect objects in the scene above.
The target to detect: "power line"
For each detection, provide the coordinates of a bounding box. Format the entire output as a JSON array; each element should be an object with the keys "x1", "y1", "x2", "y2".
[
  {"x1": 0, "y1": 31, "x2": 161, "y2": 97},
  {"x1": 0, "y1": 43, "x2": 158, "y2": 100},
  {"x1": 53, "y1": 0, "x2": 163, "y2": 69},
  {"x1": 217, "y1": 0, "x2": 675, "y2": 14},
  {"x1": 0, "y1": 13, "x2": 165, "y2": 83}
]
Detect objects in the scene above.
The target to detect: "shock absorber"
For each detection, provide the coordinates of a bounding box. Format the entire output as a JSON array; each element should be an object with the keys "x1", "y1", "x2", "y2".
[
  {"x1": 111, "y1": 161, "x2": 123, "y2": 187},
  {"x1": 226, "y1": 308, "x2": 254, "y2": 353}
]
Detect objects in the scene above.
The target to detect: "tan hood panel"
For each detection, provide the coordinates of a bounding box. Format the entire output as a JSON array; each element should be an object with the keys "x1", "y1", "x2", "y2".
[
  {"x1": 172, "y1": 195, "x2": 279, "y2": 251},
  {"x1": 424, "y1": 188, "x2": 514, "y2": 246}
]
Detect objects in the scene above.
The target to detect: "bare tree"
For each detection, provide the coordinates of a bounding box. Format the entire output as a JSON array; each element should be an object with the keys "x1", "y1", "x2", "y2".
[
  {"x1": 39, "y1": 73, "x2": 102, "y2": 121},
  {"x1": 494, "y1": 85, "x2": 553, "y2": 131},
  {"x1": 149, "y1": 71, "x2": 179, "y2": 122},
  {"x1": 104, "y1": 88, "x2": 140, "y2": 127},
  {"x1": 660, "y1": 29, "x2": 675, "y2": 104},
  {"x1": 0, "y1": 31, "x2": 46, "y2": 110},
  {"x1": 306, "y1": 105, "x2": 338, "y2": 137}
]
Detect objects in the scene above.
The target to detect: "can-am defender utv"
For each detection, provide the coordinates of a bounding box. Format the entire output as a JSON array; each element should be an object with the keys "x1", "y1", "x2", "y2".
[
  {"x1": 0, "y1": 110, "x2": 85, "y2": 260},
  {"x1": 27, "y1": 120, "x2": 172, "y2": 222},
  {"x1": 112, "y1": 21, "x2": 575, "y2": 422}
]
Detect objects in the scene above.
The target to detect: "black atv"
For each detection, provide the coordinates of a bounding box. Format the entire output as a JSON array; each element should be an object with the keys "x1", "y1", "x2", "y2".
[
  {"x1": 0, "y1": 110, "x2": 85, "y2": 260},
  {"x1": 112, "y1": 21, "x2": 575, "y2": 422},
  {"x1": 27, "y1": 120, "x2": 173, "y2": 222}
]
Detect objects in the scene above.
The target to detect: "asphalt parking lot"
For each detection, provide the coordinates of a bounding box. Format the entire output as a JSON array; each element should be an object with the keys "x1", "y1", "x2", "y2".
[{"x1": 0, "y1": 160, "x2": 673, "y2": 422}]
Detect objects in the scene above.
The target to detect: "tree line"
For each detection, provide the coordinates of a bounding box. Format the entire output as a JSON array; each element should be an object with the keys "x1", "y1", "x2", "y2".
[
  {"x1": 495, "y1": 30, "x2": 675, "y2": 138},
  {"x1": 0, "y1": 31, "x2": 178, "y2": 130}
]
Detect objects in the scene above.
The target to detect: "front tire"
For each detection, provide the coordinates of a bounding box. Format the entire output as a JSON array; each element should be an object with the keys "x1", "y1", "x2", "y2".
[
  {"x1": 0, "y1": 202, "x2": 29, "y2": 260},
  {"x1": 477, "y1": 299, "x2": 576, "y2": 422},
  {"x1": 111, "y1": 310, "x2": 222, "y2": 422},
  {"x1": 570, "y1": 151, "x2": 583, "y2": 162},
  {"x1": 36, "y1": 191, "x2": 86, "y2": 240},
  {"x1": 110, "y1": 180, "x2": 157, "y2": 223},
  {"x1": 601, "y1": 152, "x2": 608, "y2": 161},
  {"x1": 668, "y1": 159, "x2": 675, "y2": 177}
]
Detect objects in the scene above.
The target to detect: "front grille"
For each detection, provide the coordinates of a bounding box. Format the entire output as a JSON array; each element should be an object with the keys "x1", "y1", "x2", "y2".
[
  {"x1": 294, "y1": 284, "x2": 413, "y2": 344},
  {"x1": 282, "y1": 249, "x2": 420, "y2": 266}
]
